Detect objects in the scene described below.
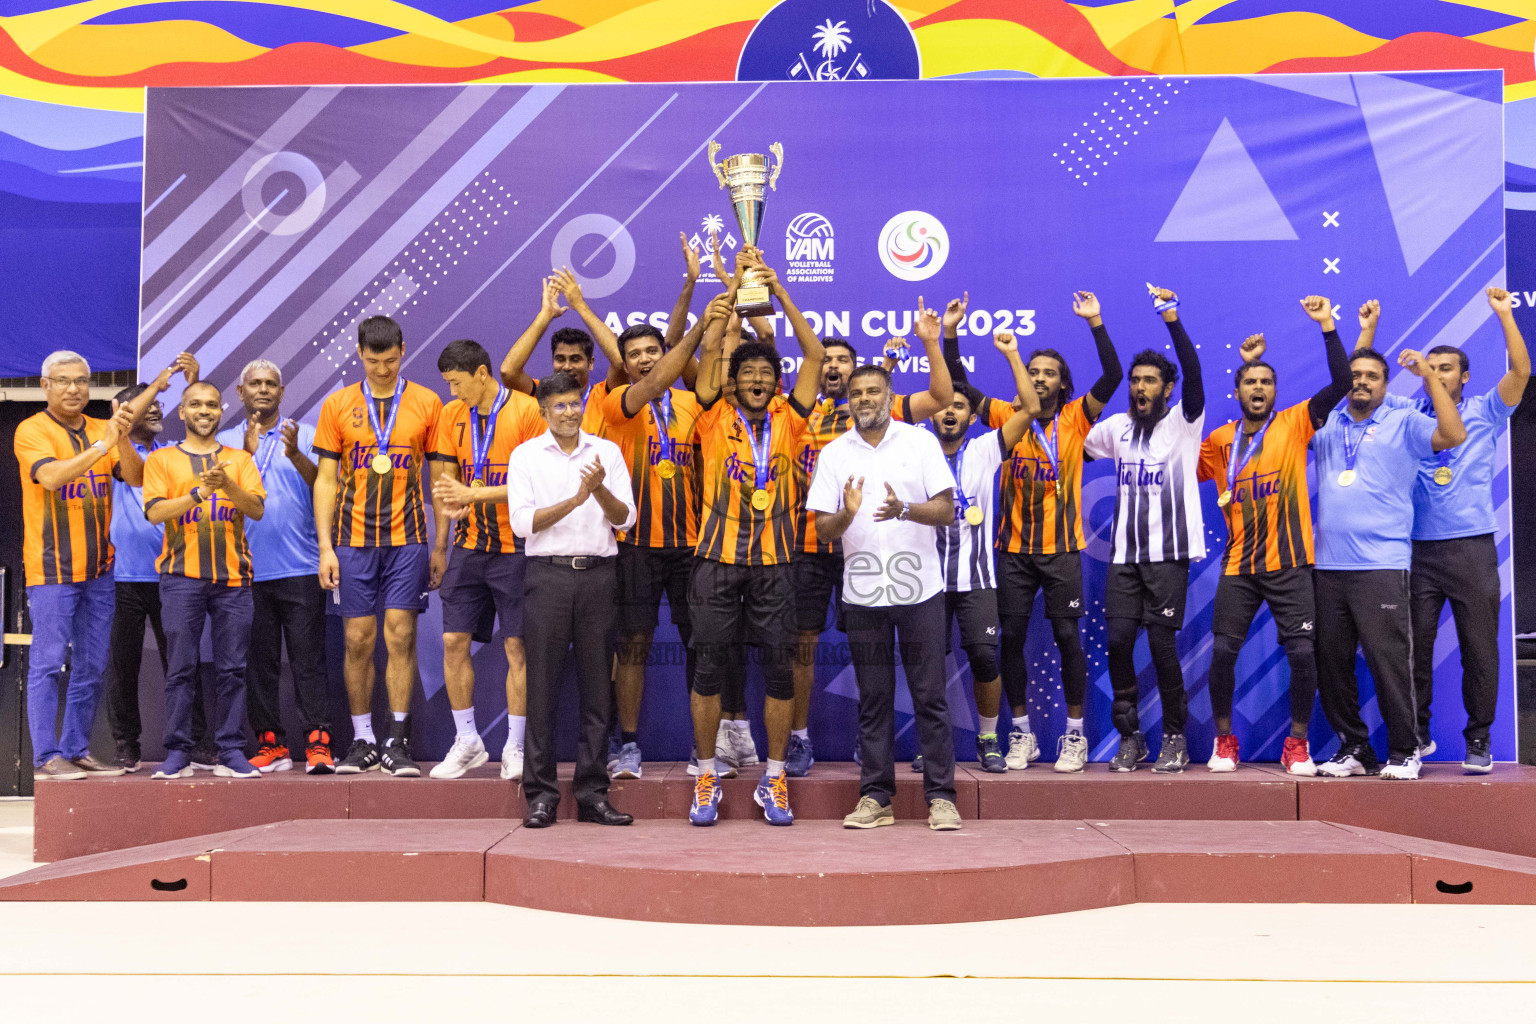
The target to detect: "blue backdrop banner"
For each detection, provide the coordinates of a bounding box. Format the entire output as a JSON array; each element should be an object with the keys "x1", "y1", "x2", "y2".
[{"x1": 140, "y1": 72, "x2": 1513, "y2": 765}]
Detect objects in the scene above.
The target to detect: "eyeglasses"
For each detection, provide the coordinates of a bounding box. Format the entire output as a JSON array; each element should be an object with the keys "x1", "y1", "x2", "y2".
[
  {"x1": 45, "y1": 376, "x2": 91, "y2": 391},
  {"x1": 546, "y1": 400, "x2": 583, "y2": 416}
]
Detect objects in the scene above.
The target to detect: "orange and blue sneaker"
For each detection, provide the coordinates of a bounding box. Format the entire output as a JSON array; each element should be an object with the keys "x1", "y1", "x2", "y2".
[
  {"x1": 689, "y1": 771, "x2": 722, "y2": 826},
  {"x1": 754, "y1": 772, "x2": 794, "y2": 826}
]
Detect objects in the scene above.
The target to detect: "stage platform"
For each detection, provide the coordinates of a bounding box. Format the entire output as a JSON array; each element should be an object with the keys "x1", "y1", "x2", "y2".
[
  {"x1": 5, "y1": 817, "x2": 1536, "y2": 923},
  {"x1": 33, "y1": 761, "x2": 1536, "y2": 863}
]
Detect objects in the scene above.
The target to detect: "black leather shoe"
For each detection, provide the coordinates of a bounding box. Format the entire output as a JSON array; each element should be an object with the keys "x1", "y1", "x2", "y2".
[
  {"x1": 576, "y1": 800, "x2": 633, "y2": 826},
  {"x1": 523, "y1": 801, "x2": 557, "y2": 828}
]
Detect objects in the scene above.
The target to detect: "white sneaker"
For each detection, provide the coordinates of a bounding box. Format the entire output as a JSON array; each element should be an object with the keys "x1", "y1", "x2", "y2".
[
  {"x1": 429, "y1": 734, "x2": 487, "y2": 779},
  {"x1": 1380, "y1": 754, "x2": 1422, "y2": 780},
  {"x1": 1054, "y1": 732, "x2": 1088, "y2": 773},
  {"x1": 1005, "y1": 729, "x2": 1039, "y2": 770},
  {"x1": 1316, "y1": 749, "x2": 1374, "y2": 777},
  {"x1": 1416, "y1": 739, "x2": 1437, "y2": 759},
  {"x1": 714, "y1": 720, "x2": 739, "y2": 770},
  {"x1": 500, "y1": 741, "x2": 524, "y2": 781},
  {"x1": 731, "y1": 724, "x2": 760, "y2": 767}
]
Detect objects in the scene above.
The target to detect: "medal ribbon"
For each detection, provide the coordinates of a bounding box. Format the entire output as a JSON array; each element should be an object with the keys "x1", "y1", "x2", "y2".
[
  {"x1": 254, "y1": 428, "x2": 278, "y2": 478},
  {"x1": 469, "y1": 387, "x2": 509, "y2": 482},
  {"x1": 737, "y1": 409, "x2": 772, "y2": 491},
  {"x1": 1030, "y1": 414, "x2": 1061, "y2": 486},
  {"x1": 1340, "y1": 412, "x2": 1373, "y2": 475},
  {"x1": 946, "y1": 438, "x2": 972, "y2": 522},
  {"x1": 363, "y1": 379, "x2": 404, "y2": 468},
  {"x1": 650, "y1": 390, "x2": 673, "y2": 462},
  {"x1": 1226, "y1": 412, "x2": 1274, "y2": 501}
]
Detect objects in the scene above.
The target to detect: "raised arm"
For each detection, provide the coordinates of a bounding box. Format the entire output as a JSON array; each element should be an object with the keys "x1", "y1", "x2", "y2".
[
  {"x1": 905, "y1": 296, "x2": 954, "y2": 421},
  {"x1": 694, "y1": 290, "x2": 737, "y2": 410},
  {"x1": 500, "y1": 277, "x2": 567, "y2": 394},
  {"x1": 941, "y1": 292, "x2": 970, "y2": 384},
  {"x1": 620, "y1": 295, "x2": 716, "y2": 417},
  {"x1": 1401, "y1": 349, "x2": 1467, "y2": 451},
  {"x1": 1488, "y1": 287, "x2": 1530, "y2": 407},
  {"x1": 1073, "y1": 291, "x2": 1123, "y2": 423},
  {"x1": 993, "y1": 331, "x2": 1039, "y2": 453},
  {"x1": 1299, "y1": 295, "x2": 1352, "y2": 427},
  {"x1": 552, "y1": 266, "x2": 623, "y2": 381},
  {"x1": 1355, "y1": 299, "x2": 1380, "y2": 351},
  {"x1": 754, "y1": 250, "x2": 824, "y2": 411},
  {"x1": 1150, "y1": 284, "x2": 1203, "y2": 421}
]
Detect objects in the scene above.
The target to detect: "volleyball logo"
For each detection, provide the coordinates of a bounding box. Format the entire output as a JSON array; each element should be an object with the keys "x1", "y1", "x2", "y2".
[{"x1": 877, "y1": 211, "x2": 948, "y2": 281}]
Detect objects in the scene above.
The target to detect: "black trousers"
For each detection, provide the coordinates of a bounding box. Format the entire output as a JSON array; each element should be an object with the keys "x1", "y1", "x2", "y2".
[
  {"x1": 247, "y1": 574, "x2": 331, "y2": 744},
  {"x1": 104, "y1": 580, "x2": 208, "y2": 751},
  {"x1": 845, "y1": 594, "x2": 955, "y2": 807},
  {"x1": 1315, "y1": 568, "x2": 1418, "y2": 759},
  {"x1": 1411, "y1": 534, "x2": 1501, "y2": 743},
  {"x1": 523, "y1": 557, "x2": 616, "y2": 809}
]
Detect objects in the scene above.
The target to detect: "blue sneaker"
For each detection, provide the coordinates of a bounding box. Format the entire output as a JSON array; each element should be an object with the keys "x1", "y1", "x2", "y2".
[
  {"x1": 611, "y1": 741, "x2": 642, "y2": 779},
  {"x1": 152, "y1": 749, "x2": 193, "y2": 780},
  {"x1": 785, "y1": 734, "x2": 814, "y2": 777},
  {"x1": 1463, "y1": 737, "x2": 1492, "y2": 774},
  {"x1": 689, "y1": 772, "x2": 722, "y2": 825},
  {"x1": 606, "y1": 732, "x2": 621, "y2": 774},
  {"x1": 214, "y1": 750, "x2": 262, "y2": 779},
  {"x1": 754, "y1": 772, "x2": 794, "y2": 826},
  {"x1": 911, "y1": 753, "x2": 924, "y2": 773}
]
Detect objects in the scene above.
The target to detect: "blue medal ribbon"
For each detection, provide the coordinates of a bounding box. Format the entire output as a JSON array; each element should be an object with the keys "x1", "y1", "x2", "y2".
[
  {"x1": 1031, "y1": 414, "x2": 1061, "y2": 488},
  {"x1": 946, "y1": 438, "x2": 972, "y2": 522},
  {"x1": 649, "y1": 390, "x2": 672, "y2": 433},
  {"x1": 254, "y1": 428, "x2": 278, "y2": 479},
  {"x1": 1225, "y1": 412, "x2": 1274, "y2": 502},
  {"x1": 469, "y1": 387, "x2": 509, "y2": 483},
  {"x1": 737, "y1": 408, "x2": 772, "y2": 491},
  {"x1": 362, "y1": 379, "x2": 404, "y2": 466},
  {"x1": 1340, "y1": 413, "x2": 1373, "y2": 475}
]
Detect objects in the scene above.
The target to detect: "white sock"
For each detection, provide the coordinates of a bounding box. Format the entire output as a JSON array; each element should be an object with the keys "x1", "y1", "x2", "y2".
[
  {"x1": 508, "y1": 715, "x2": 526, "y2": 748},
  {"x1": 1014, "y1": 715, "x2": 1031, "y2": 734},
  {"x1": 1066, "y1": 717, "x2": 1084, "y2": 736},
  {"x1": 697, "y1": 757, "x2": 716, "y2": 776},
  {"x1": 451, "y1": 707, "x2": 477, "y2": 740},
  {"x1": 791, "y1": 728, "x2": 809, "y2": 741},
  {"x1": 732, "y1": 719, "x2": 752, "y2": 733},
  {"x1": 392, "y1": 710, "x2": 408, "y2": 722},
  {"x1": 978, "y1": 715, "x2": 999, "y2": 736},
  {"x1": 351, "y1": 714, "x2": 375, "y2": 745},
  {"x1": 766, "y1": 759, "x2": 786, "y2": 777}
]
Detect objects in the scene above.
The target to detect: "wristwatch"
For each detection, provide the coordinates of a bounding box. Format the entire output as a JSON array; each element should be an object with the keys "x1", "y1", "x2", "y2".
[
  {"x1": 189, "y1": 485, "x2": 203, "y2": 504},
  {"x1": 90, "y1": 440, "x2": 109, "y2": 457},
  {"x1": 897, "y1": 502, "x2": 910, "y2": 521}
]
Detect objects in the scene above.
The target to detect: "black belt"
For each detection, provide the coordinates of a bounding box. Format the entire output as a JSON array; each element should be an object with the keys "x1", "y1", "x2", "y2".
[{"x1": 531, "y1": 555, "x2": 613, "y2": 570}]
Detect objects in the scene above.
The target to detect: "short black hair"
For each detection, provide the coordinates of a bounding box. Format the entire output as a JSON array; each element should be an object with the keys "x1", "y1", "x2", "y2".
[
  {"x1": 536, "y1": 371, "x2": 583, "y2": 405},
  {"x1": 114, "y1": 382, "x2": 150, "y2": 405},
  {"x1": 848, "y1": 364, "x2": 892, "y2": 391},
  {"x1": 729, "y1": 341, "x2": 781, "y2": 385},
  {"x1": 550, "y1": 327, "x2": 593, "y2": 360},
  {"x1": 1427, "y1": 345, "x2": 1470, "y2": 373},
  {"x1": 823, "y1": 337, "x2": 857, "y2": 360},
  {"x1": 182, "y1": 380, "x2": 221, "y2": 402},
  {"x1": 618, "y1": 323, "x2": 664, "y2": 360},
  {"x1": 358, "y1": 315, "x2": 403, "y2": 353},
  {"x1": 1236, "y1": 360, "x2": 1278, "y2": 385},
  {"x1": 436, "y1": 339, "x2": 492, "y2": 376},
  {"x1": 1350, "y1": 349, "x2": 1390, "y2": 375},
  {"x1": 1128, "y1": 348, "x2": 1178, "y2": 387},
  {"x1": 1026, "y1": 348, "x2": 1074, "y2": 401},
  {"x1": 955, "y1": 382, "x2": 984, "y2": 416}
]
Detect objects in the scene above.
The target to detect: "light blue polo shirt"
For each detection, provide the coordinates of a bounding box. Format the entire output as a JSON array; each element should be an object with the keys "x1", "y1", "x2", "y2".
[
  {"x1": 216, "y1": 420, "x2": 319, "y2": 582},
  {"x1": 1311, "y1": 403, "x2": 1436, "y2": 571},
  {"x1": 1382, "y1": 386, "x2": 1516, "y2": 541},
  {"x1": 109, "y1": 439, "x2": 164, "y2": 583}
]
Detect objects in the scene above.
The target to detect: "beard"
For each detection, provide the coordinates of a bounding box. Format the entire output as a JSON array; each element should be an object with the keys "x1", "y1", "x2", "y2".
[
  {"x1": 1129, "y1": 391, "x2": 1168, "y2": 425},
  {"x1": 852, "y1": 402, "x2": 892, "y2": 432}
]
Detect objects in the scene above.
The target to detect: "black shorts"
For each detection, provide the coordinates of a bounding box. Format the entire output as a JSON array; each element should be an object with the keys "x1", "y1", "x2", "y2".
[
  {"x1": 944, "y1": 588, "x2": 1000, "y2": 652},
  {"x1": 1212, "y1": 566, "x2": 1316, "y2": 643},
  {"x1": 616, "y1": 543, "x2": 694, "y2": 637},
  {"x1": 1104, "y1": 560, "x2": 1190, "y2": 628},
  {"x1": 687, "y1": 558, "x2": 794, "y2": 699},
  {"x1": 439, "y1": 548, "x2": 526, "y2": 643},
  {"x1": 793, "y1": 551, "x2": 845, "y2": 634},
  {"x1": 997, "y1": 551, "x2": 1085, "y2": 621}
]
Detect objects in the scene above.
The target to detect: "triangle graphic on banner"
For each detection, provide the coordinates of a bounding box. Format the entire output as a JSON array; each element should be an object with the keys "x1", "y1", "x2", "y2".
[{"x1": 1156, "y1": 118, "x2": 1298, "y2": 242}]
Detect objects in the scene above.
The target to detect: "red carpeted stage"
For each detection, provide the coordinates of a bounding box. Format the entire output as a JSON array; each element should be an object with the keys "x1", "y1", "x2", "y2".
[{"x1": 7, "y1": 762, "x2": 1536, "y2": 922}]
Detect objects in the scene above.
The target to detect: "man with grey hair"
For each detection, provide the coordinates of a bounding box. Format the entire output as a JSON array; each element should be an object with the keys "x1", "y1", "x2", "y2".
[
  {"x1": 16, "y1": 349, "x2": 194, "y2": 779},
  {"x1": 217, "y1": 358, "x2": 331, "y2": 772}
]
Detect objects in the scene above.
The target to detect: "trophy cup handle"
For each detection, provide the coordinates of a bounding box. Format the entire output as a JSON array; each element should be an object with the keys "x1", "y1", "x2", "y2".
[
  {"x1": 707, "y1": 140, "x2": 727, "y2": 188},
  {"x1": 768, "y1": 142, "x2": 784, "y2": 191}
]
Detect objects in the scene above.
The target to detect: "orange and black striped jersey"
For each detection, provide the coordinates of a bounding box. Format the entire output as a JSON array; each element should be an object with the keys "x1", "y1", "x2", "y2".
[
  {"x1": 1198, "y1": 401, "x2": 1317, "y2": 575},
  {"x1": 997, "y1": 397, "x2": 1092, "y2": 556},
  {"x1": 15, "y1": 411, "x2": 119, "y2": 586},
  {"x1": 429, "y1": 391, "x2": 546, "y2": 554},
  {"x1": 314, "y1": 380, "x2": 442, "y2": 548},
  {"x1": 142, "y1": 445, "x2": 264, "y2": 586},
  {"x1": 601, "y1": 384, "x2": 702, "y2": 549},
  {"x1": 695, "y1": 394, "x2": 812, "y2": 566}
]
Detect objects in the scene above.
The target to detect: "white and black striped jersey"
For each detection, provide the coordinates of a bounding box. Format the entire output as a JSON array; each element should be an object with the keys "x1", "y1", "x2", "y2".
[
  {"x1": 934, "y1": 429, "x2": 1006, "y2": 592},
  {"x1": 1084, "y1": 403, "x2": 1206, "y2": 564}
]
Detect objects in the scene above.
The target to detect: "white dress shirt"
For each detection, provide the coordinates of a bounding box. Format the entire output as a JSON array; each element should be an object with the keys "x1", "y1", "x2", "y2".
[
  {"x1": 806, "y1": 418, "x2": 957, "y2": 608},
  {"x1": 507, "y1": 430, "x2": 636, "y2": 556}
]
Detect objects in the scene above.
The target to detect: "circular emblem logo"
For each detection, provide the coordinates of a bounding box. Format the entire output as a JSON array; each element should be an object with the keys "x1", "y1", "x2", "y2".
[{"x1": 877, "y1": 211, "x2": 948, "y2": 281}]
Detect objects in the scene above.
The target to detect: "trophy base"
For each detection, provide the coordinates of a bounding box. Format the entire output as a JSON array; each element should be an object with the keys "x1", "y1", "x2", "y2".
[{"x1": 734, "y1": 283, "x2": 774, "y2": 320}]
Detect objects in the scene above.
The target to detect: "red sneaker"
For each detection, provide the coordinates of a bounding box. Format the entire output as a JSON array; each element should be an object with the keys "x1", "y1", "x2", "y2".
[
  {"x1": 248, "y1": 731, "x2": 292, "y2": 773},
  {"x1": 1281, "y1": 736, "x2": 1317, "y2": 776},
  {"x1": 305, "y1": 729, "x2": 335, "y2": 775},
  {"x1": 1207, "y1": 733, "x2": 1240, "y2": 773}
]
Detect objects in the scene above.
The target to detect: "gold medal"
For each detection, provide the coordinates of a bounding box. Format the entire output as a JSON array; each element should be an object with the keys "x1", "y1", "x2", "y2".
[
  {"x1": 468, "y1": 478, "x2": 485, "y2": 489},
  {"x1": 964, "y1": 505, "x2": 984, "y2": 526},
  {"x1": 1337, "y1": 469, "x2": 1357, "y2": 487},
  {"x1": 657, "y1": 459, "x2": 677, "y2": 480},
  {"x1": 751, "y1": 488, "x2": 771, "y2": 511},
  {"x1": 1434, "y1": 466, "x2": 1453, "y2": 486},
  {"x1": 370, "y1": 453, "x2": 393, "y2": 475},
  {"x1": 1218, "y1": 490, "x2": 1232, "y2": 508}
]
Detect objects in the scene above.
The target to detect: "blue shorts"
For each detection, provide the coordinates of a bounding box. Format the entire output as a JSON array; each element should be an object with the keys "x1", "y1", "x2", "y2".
[
  {"x1": 336, "y1": 544, "x2": 430, "y2": 619},
  {"x1": 440, "y1": 548, "x2": 526, "y2": 642}
]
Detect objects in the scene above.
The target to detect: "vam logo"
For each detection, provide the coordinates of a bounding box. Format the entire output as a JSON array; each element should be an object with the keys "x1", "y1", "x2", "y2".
[
  {"x1": 878, "y1": 211, "x2": 948, "y2": 282},
  {"x1": 786, "y1": 213, "x2": 833, "y2": 261}
]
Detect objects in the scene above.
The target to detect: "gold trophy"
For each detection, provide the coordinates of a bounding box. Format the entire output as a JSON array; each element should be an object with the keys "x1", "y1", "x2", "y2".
[{"x1": 707, "y1": 140, "x2": 784, "y2": 318}]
